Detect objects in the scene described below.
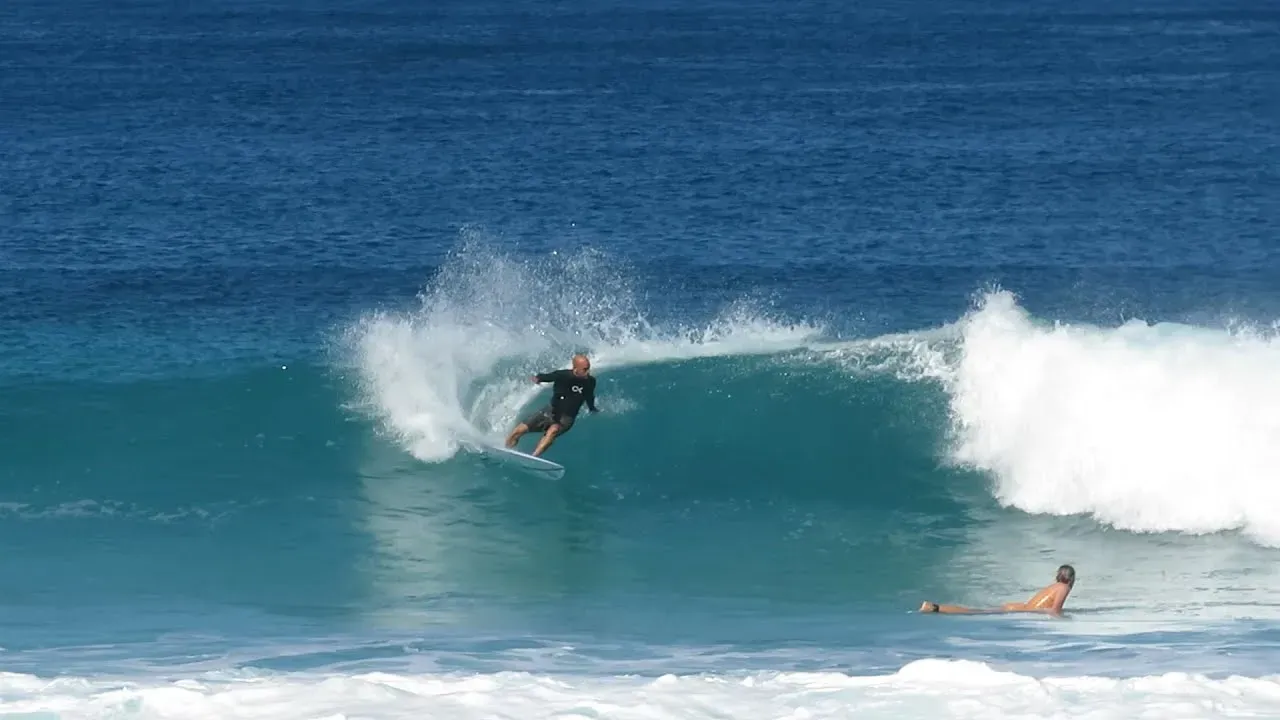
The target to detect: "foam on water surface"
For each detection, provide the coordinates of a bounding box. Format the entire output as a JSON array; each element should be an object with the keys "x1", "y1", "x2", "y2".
[
  {"x1": 4, "y1": 661, "x2": 1280, "y2": 720},
  {"x1": 942, "y1": 290, "x2": 1280, "y2": 546}
]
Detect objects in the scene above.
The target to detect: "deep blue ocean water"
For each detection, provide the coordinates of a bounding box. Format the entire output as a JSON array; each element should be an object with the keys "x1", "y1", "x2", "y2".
[{"x1": 3, "y1": 0, "x2": 1280, "y2": 716}]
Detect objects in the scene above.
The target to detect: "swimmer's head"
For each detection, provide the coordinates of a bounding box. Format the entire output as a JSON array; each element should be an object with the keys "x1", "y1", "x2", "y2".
[
  {"x1": 571, "y1": 354, "x2": 591, "y2": 377},
  {"x1": 1056, "y1": 564, "x2": 1076, "y2": 586}
]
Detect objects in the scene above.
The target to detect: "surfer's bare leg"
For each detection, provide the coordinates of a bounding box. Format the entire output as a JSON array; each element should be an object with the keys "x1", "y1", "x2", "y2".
[
  {"x1": 505, "y1": 423, "x2": 529, "y2": 448},
  {"x1": 532, "y1": 424, "x2": 561, "y2": 457}
]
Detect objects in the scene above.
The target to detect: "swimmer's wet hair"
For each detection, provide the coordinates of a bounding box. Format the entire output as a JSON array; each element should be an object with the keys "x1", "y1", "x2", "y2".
[{"x1": 1057, "y1": 564, "x2": 1076, "y2": 585}]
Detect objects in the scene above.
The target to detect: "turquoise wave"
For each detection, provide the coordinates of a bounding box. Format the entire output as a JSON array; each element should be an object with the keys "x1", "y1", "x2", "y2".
[
  {"x1": 3, "y1": 338, "x2": 1278, "y2": 637},
  {"x1": 0, "y1": 355, "x2": 985, "y2": 613},
  {"x1": 0, "y1": 355, "x2": 982, "y2": 516}
]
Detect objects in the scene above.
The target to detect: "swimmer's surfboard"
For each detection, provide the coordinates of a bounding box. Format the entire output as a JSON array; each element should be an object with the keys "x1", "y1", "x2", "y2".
[{"x1": 479, "y1": 444, "x2": 565, "y2": 478}]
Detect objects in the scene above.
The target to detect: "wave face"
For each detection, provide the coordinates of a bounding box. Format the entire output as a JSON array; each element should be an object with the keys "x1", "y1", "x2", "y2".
[{"x1": 346, "y1": 245, "x2": 1280, "y2": 550}]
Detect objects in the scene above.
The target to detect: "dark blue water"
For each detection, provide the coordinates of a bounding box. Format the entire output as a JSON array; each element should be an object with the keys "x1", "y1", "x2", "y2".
[{"x1": 3, "y1": 0, "x2": 1280, "y2": 716}]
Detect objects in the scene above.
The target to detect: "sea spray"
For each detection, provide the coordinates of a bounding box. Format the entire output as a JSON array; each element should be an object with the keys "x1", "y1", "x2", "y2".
[
  {"x1": 944, "y1": 290, "x2": 1280, "y2": 545},
  {"x1": 345, "y1": 243, "x2": 822, "y2": 463}
]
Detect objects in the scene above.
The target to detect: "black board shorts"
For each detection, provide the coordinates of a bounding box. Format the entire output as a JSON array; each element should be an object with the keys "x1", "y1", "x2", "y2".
[{"x1": 523, "y1": 406, "x2": 576, "y2": 434}]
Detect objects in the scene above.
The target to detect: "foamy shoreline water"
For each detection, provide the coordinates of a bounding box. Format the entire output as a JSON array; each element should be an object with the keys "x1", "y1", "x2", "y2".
[{"x1": 4, "y1": 659, "x2": 1279, "y2": 720}]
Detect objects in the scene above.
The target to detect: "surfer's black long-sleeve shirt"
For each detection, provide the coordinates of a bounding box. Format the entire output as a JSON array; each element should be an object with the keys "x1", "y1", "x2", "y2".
[{"x1": 536, "y1": 369, "x2": 598, "y2": 418}]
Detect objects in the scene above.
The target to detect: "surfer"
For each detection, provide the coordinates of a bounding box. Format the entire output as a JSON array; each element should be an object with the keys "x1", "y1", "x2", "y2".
[
  {"x1": 918, "y1": 564, "x2": 1076, "y2": 616},
  {"x1": 505, "y1": 354, "x2": 599, "y2": 457}
]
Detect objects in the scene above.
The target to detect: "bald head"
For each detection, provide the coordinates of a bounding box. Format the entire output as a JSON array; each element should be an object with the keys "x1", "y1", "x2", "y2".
[{"x1": 571, "y1": 354, "x2": 591, "y2": 376}]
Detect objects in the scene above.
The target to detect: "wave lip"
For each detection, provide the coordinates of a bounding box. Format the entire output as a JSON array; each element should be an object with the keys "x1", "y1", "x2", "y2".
[
  {"x1": 945, "y1": 290, "x2": 1280, "y2": 545},
  {"x1": 4, "y1": 660, "x2": 1280, "y2": 719}
]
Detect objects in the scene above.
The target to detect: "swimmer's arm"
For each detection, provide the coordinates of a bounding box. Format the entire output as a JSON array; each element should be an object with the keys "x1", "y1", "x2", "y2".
[
  {"x1": 921, "y1": 602, "x2": 1003, "y2": 615},
  {"x1": 935, "y1": 604, "x2": 983, "y2": 614},
  {"x1": 586, "y1": 378, "x2": 598, "y2": 412},
  {"x1": 531, "y1": 370, "x2": 567, "y2": 383}
]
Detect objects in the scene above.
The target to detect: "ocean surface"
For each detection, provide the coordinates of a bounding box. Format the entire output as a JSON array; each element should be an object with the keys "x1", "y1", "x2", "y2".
[{"x1": 3, "y1": 0, "x2": 1280, "y2": 716}]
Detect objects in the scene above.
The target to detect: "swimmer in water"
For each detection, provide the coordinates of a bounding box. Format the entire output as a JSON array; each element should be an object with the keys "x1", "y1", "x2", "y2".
[{"x1": 918, "y1": 564, "x2": 1076, "y2": 616}]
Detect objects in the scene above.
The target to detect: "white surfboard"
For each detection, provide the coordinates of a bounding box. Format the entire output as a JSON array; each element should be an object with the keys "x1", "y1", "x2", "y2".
[{"x1": 479, "y1": 444, "x2": 565, "y2": 478}]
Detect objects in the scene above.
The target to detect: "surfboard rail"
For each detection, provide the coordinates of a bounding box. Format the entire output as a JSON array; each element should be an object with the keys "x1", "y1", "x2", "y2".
[{"x1": 479, "y1": 443, "x2": 565, "y2": 478}]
